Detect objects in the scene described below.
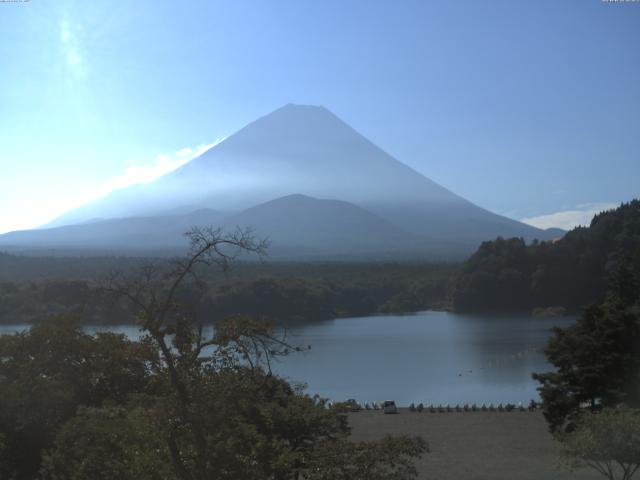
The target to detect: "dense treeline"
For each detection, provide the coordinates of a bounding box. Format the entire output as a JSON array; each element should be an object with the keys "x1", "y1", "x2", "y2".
[
  {"x1": 201, "y1": 273, "x2": 450, "y2": 324},
  {"x1": 0, "y1": 280, "x2": 131, "y2": 325},
  {"x1": 533, "y1": 259, "x2": 640, "y2": 432},
  {"x1": 452, "y1": 200, "x2": 640, "y2": 312},
  {"x1": 0, "y1": 252, "x2": 151, "y2": 282},
  {"x1": 530, "y1": 237, "x2": 640, "y2": 479},
  {"x1": 0, "y1": 260, "x2": 455, "y2": 325}
]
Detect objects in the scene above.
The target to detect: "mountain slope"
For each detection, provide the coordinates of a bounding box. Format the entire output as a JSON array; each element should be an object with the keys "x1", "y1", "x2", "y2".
[
  {"x1": 9, "y1": 104, "x2": 557, "y2": 257},
  {"x1": 0, "y1": 196, "x2": 425, "y2": 257},
  {"x1": 220, "y1": 194, "x2": 417, "y2": 255},
  {"x1": 1, "y1": 194, "x2": 479, "y2": 259},
  {"x1": 0, "y1": 209, "x2": 222, "y2": 251},
  {"x1": 48, "y1": 104, "x2": 466, "y2": 227},
  {"x1": 46, "y1": 105, "x2": 550, "y2": 245}
]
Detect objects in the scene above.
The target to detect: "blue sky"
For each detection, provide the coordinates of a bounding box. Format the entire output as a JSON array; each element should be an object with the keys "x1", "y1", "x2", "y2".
[{"x1": 0, "y1": 0, "x2": 638, "y2": 233}]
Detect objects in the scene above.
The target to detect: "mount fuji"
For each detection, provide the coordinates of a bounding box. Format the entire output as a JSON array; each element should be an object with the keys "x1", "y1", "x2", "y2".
[{"x1": 0, "y1": 104, "x2": 558, "y2": 258}]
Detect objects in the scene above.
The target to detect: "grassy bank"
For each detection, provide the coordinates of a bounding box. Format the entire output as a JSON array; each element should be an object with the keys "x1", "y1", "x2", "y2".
[{"x1": 348, "y1": 410, "x2": 600, "y2": 480}]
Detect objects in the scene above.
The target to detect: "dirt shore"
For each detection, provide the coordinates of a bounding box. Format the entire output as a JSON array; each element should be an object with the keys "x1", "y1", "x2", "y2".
[{"x1": 348, "y1": 410, "x2": 600, "y2": 480}]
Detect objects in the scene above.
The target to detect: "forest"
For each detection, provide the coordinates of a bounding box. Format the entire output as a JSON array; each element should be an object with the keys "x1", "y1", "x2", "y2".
[
  {"x1": 452, "y1": 200, "x2": 640, "y2": 313},
  {"x1": 0, "y1": 257, "x2": 454, "y2": 326}
]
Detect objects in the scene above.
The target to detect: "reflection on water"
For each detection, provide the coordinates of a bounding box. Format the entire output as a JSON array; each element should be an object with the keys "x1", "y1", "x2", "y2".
[{"x1": 0, "y1": 311, "x2": 574, "y2": 406}]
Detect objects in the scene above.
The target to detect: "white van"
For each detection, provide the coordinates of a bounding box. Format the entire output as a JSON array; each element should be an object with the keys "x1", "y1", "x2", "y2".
[{"x1": 382, "y1": 400, "x2": 398, "y2": 414}]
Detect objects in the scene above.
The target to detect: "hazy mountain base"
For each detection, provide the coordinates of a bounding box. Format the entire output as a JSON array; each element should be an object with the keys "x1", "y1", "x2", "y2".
[{"x1": 0, "y1": 194, "x2": 521, "y2": 261}]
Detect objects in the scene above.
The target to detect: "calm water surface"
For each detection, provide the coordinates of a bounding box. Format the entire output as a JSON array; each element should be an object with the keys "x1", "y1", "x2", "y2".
[{"x1": 0, "y1": 311, "x2": 574, "y2": 406}]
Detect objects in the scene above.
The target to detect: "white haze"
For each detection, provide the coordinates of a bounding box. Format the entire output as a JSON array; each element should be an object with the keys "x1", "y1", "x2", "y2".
[{"x1": 0, "y1": 141, "x2": 222, "y2": 234}]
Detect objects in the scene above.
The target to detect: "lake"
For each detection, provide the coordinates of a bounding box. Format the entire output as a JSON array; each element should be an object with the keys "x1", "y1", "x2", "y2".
[{"x1": 0, "y1": 311, "x2": 574, "y2": 406}]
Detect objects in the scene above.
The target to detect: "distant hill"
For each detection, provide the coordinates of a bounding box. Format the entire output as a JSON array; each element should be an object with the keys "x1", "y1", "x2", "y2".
[
  {"x1": 0, "y1": 209, "x2": 222, "y2": 253},
  {"x1": 543, "y1": 227, "x2": 566, "y2": 239},
  {"x1": 3, "y1": 104, "x2": 556, "y2": 258},
  {"x1": 220, "y1": 194, "x2": 412, "y2": 255},
  {"x1": 0, "y1": 195, "x2": 471, "y2": 259},
  {"x1": 451, "y1": 200, "x2": 640, "y2": 312}
]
